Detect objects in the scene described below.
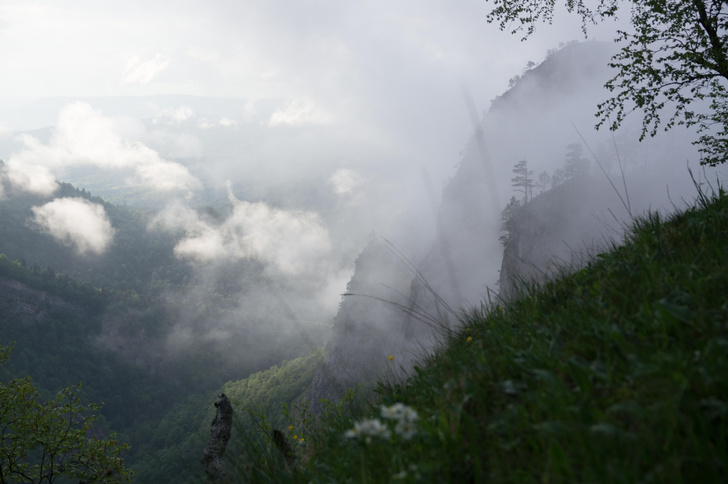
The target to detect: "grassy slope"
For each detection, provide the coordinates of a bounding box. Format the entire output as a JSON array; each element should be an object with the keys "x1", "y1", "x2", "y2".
[{"x1": 236, "y1": 188, "x2": 728, "y2": 483}]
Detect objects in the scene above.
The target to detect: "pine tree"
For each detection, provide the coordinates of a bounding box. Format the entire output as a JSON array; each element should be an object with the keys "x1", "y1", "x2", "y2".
[
  {"x1": 511, "y1": 159, "x2": 535, "y2": 203},
  {"x1": 536, "y1": 171, "x2": 551, "y2": 195},
  {"x1": 563, "y1": 143, "x2": 588, "y2": 179},
  {"x1": 499, "y1": 195, "x2": 522, "y2": 246}
]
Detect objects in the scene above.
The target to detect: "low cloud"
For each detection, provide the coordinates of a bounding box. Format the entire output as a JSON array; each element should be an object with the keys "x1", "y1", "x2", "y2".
[
  {"x1": 197, "y1": 116, "x2": 239, "y2": 129},
  {"x1": 3, "y1": 161, "x2": 58, "y2": 196},
  {"x1": 268, "y1": 98, "x2": 336, "y2": 127},
  {"x1": 153, "y1": 105, "x2": 195, "y2": 125},
  {"x1": 122, "y1": 54, "x2": 171, "y2": 85},
  {"x1": 218, "y1": 117, "x2": 238, "y2": 128},
  {"x1": 151, "y1": 189, "x2": 332, "y2": 275},
  {"x1": 31, "y1": 198, "x2": 115, "y2": 255},
  {"x1": 149, "y1": 104, "x2": 238, "y2": 131},
  {"x1": 133, "y1": 160, "x2": 200, "y2": 192},
  {"x1": 329, "y1": 168, "x2": 364, "y2": 200},
  {"x1": 7, "y1": 102, "x2": 200, "y2": 194}
]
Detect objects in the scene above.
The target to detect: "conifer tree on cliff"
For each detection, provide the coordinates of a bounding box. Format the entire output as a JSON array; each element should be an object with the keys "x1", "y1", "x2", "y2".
[
  {"x1": 485, "y1": 0, "x2": 728, "y2": 166},
  {"x1": 511, "y1": 159, "x2": 535, "y2": 203}
]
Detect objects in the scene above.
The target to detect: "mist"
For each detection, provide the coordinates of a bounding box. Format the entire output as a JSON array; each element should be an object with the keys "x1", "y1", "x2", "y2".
[
  {"x1": 2, "y1": 2, "x2": 726, "y2": 392},
  {"x1": 31, "y1": 197, "x2": 115, "y2": 255}
]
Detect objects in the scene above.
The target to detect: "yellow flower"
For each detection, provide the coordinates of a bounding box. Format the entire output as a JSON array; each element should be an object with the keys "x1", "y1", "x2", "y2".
[
  {"x1": 288, "y1": 425, "x2": 293, "y2": 430},
  {"x1": 466, "y1": 336, "x2": 472, "y2": 343},
  {"x1": 388, "y1": 355, "x2": 394, "y2": 360}
]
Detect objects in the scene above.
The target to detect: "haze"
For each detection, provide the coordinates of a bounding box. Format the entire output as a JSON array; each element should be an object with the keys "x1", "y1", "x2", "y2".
[{"x1": 1, "y1": 1, "x2": 723, "y2": 364}]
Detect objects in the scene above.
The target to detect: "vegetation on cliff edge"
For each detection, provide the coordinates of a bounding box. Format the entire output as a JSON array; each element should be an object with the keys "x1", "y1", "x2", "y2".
[{"x1": 234, "y1": 185, "x2": 728, "y2": 482}]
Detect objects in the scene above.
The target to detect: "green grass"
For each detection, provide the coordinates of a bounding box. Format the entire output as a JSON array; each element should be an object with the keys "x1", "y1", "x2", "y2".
[{"x1": 233, "y1": 188, "x2": 728, "y2": 483}]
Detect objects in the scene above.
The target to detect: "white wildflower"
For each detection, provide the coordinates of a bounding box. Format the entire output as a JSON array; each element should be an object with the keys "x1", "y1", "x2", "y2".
[
  {"x1": 380, "y1": 403, "x2": 406, "y2": 420},
  {"x1": 344, "y1": 421, "x2": 363, "y2": 439},
  {"x1": 401, "y1": 406, "x2": 419, "y2": 423},
  {"x1": 394, "y1": 419, "x2": 418, "y2": 440},
  {"x1": 344, "y1": 418, "x2": 391, "y2": 440}
]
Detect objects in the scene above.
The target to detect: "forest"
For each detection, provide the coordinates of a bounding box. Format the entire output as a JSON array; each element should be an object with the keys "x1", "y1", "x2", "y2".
[{"x1": 0, "y1": 178, "x2": 331, "y2": 481}]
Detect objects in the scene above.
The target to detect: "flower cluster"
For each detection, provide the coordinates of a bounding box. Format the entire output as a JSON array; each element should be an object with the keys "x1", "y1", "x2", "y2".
[
  {"x1": 381, "y1": 403, "x2": 419, "y2": 440},
  {"x1": 344, "y1": 403, "x2": 420, "y2": 442},
  {"x1": 344, "y1": 418, "x2": 391, "y2": 441}
]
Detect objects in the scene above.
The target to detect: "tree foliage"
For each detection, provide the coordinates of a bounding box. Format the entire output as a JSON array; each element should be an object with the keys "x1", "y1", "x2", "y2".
[
  {"x1": 511, "y1": 159, "x2": 535, "y2": 202},
  {"x1": 563, "y1": 142, "x2": 589, "y2": 178},
  {"x1": 499, "y1": 195, "x2": 522, "y2": 246},
  {"x1": 0, "y1": 346, "x2": 131, "y2": 483},
  {"x1": 486, "y1": 0, "x2": 728, "y2": 165}
]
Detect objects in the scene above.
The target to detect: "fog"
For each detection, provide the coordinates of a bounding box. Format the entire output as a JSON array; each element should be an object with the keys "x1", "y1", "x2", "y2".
[
  {"x1": 6, "y1": 102, "x2": 200, "y2": 195},
  {"x1": 1, "y1": 2, "x2": 726, "y2": 379},
  {"x1": 150, "y1": 187, "x2": 333, "y2": 276},
  {"x1": 31, "y1": 197, "x2": 115, "y2": 255}
]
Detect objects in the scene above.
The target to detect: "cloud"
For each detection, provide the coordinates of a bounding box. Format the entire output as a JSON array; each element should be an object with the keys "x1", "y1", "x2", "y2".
[
  {"x1": 187, "y1": 47, "x2": 219, "y2": 62},
  {"x1": 217, "y1": 117, "x2": 238, "y2": 128},
  {"x1": 153, "y1": 105, "x2": 194, "y2": 125},
  {"x1": 122, "y1": 54, "x2": 171, "y2": 85},
  {"x1": 197, "y1": 116, "x2": 239, "y2": 129},
  {"x1": 133, "y1": 160, "x2": 202, "y2": 193},
  {"x1": 151, "y1": 190, "x2": 332, "y2": 275},
  {"x1": 268, "y1": 98, "x2": 336, "y2": 127},
  {"x1": 3, "y1": 161, "x2": 58, "y2": 196},
  {"x1": 31, "y1": 197, "x2": 115, "y2": 255},
  {"x1": 0, "y1": 122, "x2": 11, "y2": 138},
  {"x1": 329, "y1": 168, "x2": 365, "y2": 200},
  {"x1": 7, "y1": 102, "x2": 200, "y2": 194}
]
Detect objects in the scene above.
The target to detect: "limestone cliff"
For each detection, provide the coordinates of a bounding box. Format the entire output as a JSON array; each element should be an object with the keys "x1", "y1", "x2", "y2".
[
  {"x1": 305, "y1": 238, "x2": 413, "y2": 412},
  {"x1": 306, "y1": 41, "x2": 623, "y2": 408},
  {"x1": 497, "y1": 174, "x2": 624, "y2": 300}
]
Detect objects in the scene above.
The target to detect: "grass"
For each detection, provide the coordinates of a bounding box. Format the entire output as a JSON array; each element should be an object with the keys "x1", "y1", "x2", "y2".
[{"x1": 231, "y1": 187, "x2": 728, "y2": 483}]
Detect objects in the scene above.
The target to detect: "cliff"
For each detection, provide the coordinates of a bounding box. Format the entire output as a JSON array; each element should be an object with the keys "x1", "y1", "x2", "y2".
[
  {"x1": 497, "y1": 174, "x2": 624, "y2": 300},
  {"x1": 305, "y1": 238, "x2": 413, "y2": 413},
  {"x1": 306, "y1": 41, "x2": 625, "y2": 408}
]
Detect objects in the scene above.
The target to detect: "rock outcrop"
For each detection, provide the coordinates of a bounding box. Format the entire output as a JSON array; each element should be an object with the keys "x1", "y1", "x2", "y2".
[
  {"x1": 305, "y1": 239, "x2": 413, "y2": 413},
  {"x1": 202, "y1": 394, "x2": 233, "y2": 482},
  {"x1": 305, "y1": 41, "x2": 634, "y2": 409}
]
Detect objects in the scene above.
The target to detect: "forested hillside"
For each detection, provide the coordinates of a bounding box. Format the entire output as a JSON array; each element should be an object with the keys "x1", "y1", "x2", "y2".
[{"x1": 0, "y1": 181, "x2": 330, "y2": 480}]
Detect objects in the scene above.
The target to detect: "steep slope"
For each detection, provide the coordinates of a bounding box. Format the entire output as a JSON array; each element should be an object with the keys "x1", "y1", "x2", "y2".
[
  {"x1": 305, "y1": 239, "x2": 413, "y2": 413},
  {"x1": 262, "y1": 186, "x2": 728, "y2": 484},
  {"x1": 306, "y1": 42, "x2": 621, "y2": 407}
]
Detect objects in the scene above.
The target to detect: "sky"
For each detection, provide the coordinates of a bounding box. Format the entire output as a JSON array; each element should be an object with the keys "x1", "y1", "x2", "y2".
[
  {"x1": 0, "y1": 1, "x2": 645, "y2": 333},
  {"x1": 0, "y1": 0, "x2": 624, "y2": 247},
  {"x1": 3, "y1": 1, "x2": 727, "y2": 364},
  {"x1": 0, "y1": 1, "x2": 626, "y2": 204},
  {"x1": 0, "y1": 0, "x2": 620, "y2": 117}
]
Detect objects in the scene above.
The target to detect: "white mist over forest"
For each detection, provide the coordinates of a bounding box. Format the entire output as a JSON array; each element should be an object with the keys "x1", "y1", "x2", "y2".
[
  {"x1": 0, "y1": 1, "x2": 622, "y2": 348},
  {"x1": 0, "y1": 1, "x2": 725, "y2": 360}
]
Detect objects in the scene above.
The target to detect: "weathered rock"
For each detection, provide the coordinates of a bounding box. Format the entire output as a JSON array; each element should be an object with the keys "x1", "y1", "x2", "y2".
[
  {"x1": 272, "y1": 429, "x2": 295, "y2": 466},
  {"x1": 202, "y1": 394, "x2": 233, "y2": 482},
  {"x1": 305, "y1": 239, "x2": 413, "y2": 413}
]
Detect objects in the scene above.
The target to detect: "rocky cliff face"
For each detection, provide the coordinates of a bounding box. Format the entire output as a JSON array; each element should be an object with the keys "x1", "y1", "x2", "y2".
[
  {"x1": 306, "y1": 41, "x2": 630, "y2": 408},
  {"x1": 305, "y1": 238, "x2": 414, "y2": 412},
  {"x1": 497, "y1": 174, "x2": 625, "y2": 300}
]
